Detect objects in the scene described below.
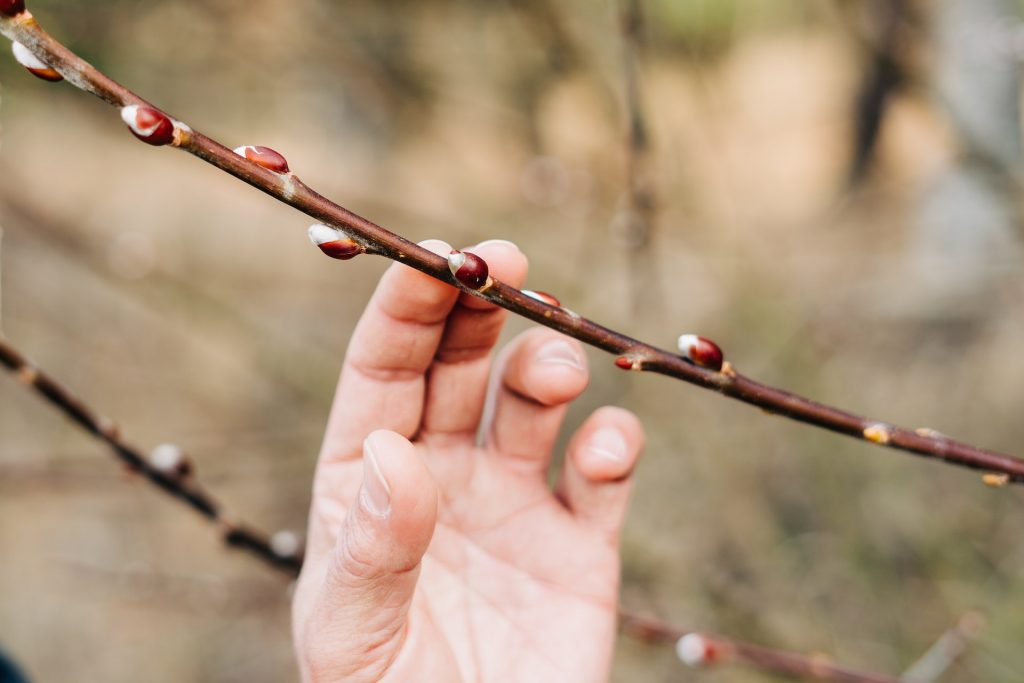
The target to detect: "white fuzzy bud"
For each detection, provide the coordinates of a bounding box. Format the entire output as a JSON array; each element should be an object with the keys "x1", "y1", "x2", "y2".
[
  {"x1": 270, "y1": 530, "x2": 300, "y2": 558},
  {"x1": 676, "y1": 633, "x2": 709, "y2": 668},
  {"x1": 12, "y1": 41, "x2": 48, "y2": 71},
  {"x1": 307, "y1": 223, "x2": 345, "y2": 246},
  {"x1": 149, "y1": 443, "x2": 184, "y2": 473}
]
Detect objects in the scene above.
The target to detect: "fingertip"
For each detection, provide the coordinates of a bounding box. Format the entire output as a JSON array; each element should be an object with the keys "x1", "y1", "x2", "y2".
[
  {"x1": 358, "y1": 430, "x2": 437, "y2": 566},
  {"x1": 572, "y1": 408, "x2": 644, "y2": 482},
  {"x1": 506, "y1": 329, "x2": 589, "y2": 407},
  {"x1": 558, "y1": 407, "x2": 644, "y2": 542}
]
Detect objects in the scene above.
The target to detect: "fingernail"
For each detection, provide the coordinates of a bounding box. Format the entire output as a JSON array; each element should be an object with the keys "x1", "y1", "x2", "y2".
[
  {"x1": 418, "y1": 239, "x2": 451, "y2": 256},
  {"x1": 473, "y1": 239, "x2": 520, "y2": 252},
  {"x1": 586, "y1": 427, "x2": 627, "y2": 463},
  {"x1": 536, "y1": 340, "x2": 584, "y2": 371},
  {"x1": 360, "y1": 436, "x2": 392, "y2": 518}
]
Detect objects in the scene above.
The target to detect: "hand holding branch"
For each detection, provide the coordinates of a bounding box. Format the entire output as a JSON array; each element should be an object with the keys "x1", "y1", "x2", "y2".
[{"x1": 292, "y1": 239, "x2": 645, "y2": 682}]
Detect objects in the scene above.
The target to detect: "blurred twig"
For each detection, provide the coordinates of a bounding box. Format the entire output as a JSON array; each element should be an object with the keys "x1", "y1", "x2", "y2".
[
  {"x1": 849, "y1": 0, "x2": 910, "y2": 185},
  {"x1": 613, "y1": 0, "x2": 661, "y2": 314},
  {"x1": 901, "y1": 611, "x2": 986, "y2": 682},
  {"x1": 620, "y1": 612, "x2": 904, "y2": 683},
  {"x1": 0, "y1": 335, "x2": 302, "y2": 574},
  {"x1": 610, "y1": 0, "x2": 659, "y2": 317}
]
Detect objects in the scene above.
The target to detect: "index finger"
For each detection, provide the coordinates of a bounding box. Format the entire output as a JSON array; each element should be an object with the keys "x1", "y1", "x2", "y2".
[{"x1": 320, "y1": 240, "x2": 460, "y2": 461}]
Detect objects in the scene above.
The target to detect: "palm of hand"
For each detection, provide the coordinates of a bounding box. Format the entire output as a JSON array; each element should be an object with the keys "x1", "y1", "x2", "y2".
[{"x1": 293, "y1": 240, "x2": 643, "y2": 683}]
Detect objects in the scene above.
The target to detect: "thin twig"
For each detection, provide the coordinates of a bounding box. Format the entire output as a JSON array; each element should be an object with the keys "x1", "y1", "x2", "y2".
[
  {"x1": 614, "y1": 0, "x2": 660, "y2": 311},
  {"x1": 0, "y1": 335, "x2": 302, "y2": 574},
  {"x1": 619, "y1": 611, "x2": 904, "y2": 683},
  {"x1": 901, "y1": 611, "x2": 985, "y2": 682},
  {"x1": 1, "y1": 11, "x2": 1022, "y2": 487}
]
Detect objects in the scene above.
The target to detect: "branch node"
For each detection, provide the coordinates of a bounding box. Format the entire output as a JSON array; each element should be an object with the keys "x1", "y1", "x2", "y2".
[
  {"x1": 982, "y1": 473, "x2": 1009, "y2": 488},
  {"x1": 15, "y1": 363, "x2": 38, "y2": 385},
  {"x1": 615, "y1": 355, "x2": 643, "y2": 371},
  {"x1": 863, "y1": 423, "x2": 893, "y2": 445}
]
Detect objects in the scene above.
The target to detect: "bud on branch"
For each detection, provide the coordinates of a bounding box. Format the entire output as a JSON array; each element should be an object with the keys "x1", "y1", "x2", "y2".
[
  {"x1": 121, "y1": 104, "x2": 176, "y2": 146},
  {"x1": 2, "y1": 12, "x2": 1023, "y2": 486},
  {"x1": 234, "y1": 145, "x2": 290, "y2": 174},
  {"x1": 308, "y1": 223, "x2": 362, "y2": 260},
  {"x1": 448, "y1": 249, "x2": 490, "y2": 289},
  {"x1": 12, "y1": 40, "x2": 61, "y2": 81},
  {"x1": 0, "y1": 337, "x2": 301, "y2": 573},
  {"x1": 0, "y1": 0, "x2": 25, "y2": 17}
]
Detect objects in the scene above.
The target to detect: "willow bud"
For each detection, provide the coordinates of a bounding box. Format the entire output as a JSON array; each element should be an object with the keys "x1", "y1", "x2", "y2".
[
  {"x1": 11, "y1": 42, "x2": 62, "y2": 82},
  {"x1": 149, "y1": 443, "x2": 192, "y2": 478},
  {"x1": 448, "y1": 250, "x2": 489, "y2": 289},
  {"x1": 677, "y1": 334, "x2": 724, "y2": 371},
  {"x1": 308, "y1": 223, "x2": 361, "y2": 260},
  {"x1": 675, "y1": 634, "x2": 722, "y2": 668},
  {"x1": 121, "y1": 105, "x2": 175, "y2": 146},
  {"x1": 233, "y1": 145, "x2": 290, "y2": 173},
  {"x1": 0, "y1": 0, "x2": 25, "y2": 16},
  {"x1": 522, "y1": 290, "x2": 561, "y2": 307},
  {"x1": 270, "y1": 530, "x2": 301, "y2": 558}
]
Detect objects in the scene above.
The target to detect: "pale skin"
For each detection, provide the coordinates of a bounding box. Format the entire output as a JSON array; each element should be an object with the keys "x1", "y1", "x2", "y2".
[{"x1": 292, "y1": 239, "x2": 646, "y2": 682}]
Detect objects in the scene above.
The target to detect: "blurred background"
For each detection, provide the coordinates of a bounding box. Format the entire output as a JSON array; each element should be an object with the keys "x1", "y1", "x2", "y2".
[{"x1": 2, "y1": 0, "x2": 1024, "y2": 680}]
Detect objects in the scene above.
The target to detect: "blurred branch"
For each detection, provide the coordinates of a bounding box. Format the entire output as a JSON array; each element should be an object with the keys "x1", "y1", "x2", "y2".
[
  {"x1": 2, "y1": 9, "x2": 1024, "y2": 490},
  {"x1": 613, "y1": 0, "x2": 661, "y2": 312},
  {"x1": 849, "y1": 0, "x2": 910, "y2": 185},
  {"x1": 0, "y1": 335, "x2": 302, "y2": 574},
  {"x1": 901, "y1": 611, "x2": 986, "y2": 682},
  {"x1": 1, "y1": 336, "x2": 907, "y2": 682},
  {"x1": 619, "y1": 612, "x2": 904, "y2": 683}
]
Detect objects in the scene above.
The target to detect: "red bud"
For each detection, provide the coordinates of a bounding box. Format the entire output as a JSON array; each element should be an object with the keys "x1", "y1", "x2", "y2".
[
  {"x1": 121, "y1": 105, "x2": 175, "y2": 146},
  {"x1": 0, "y1": 0, "x2": 25, "y2": 16},
  {"x1": 308, "y1": 224, "x2": 362, "y2": 260},
  {"x1": 233, "y1": 145, "x2": 290, "y2": 173},
  {"x1": 522, "y1": 289, "x2": 561, "y2": 307},
  {"x1": 11, "y1": 42, "x2": 62, "y2": 82},
  {"x1": 448, "y1": 250, "x2": 489, "y2": 289},
  {"x1": 677, "y1": 334, "x2": 724, "y2": 371}
]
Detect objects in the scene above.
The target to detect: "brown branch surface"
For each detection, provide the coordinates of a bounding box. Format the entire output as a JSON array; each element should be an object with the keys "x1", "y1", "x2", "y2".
[
  {"x1": 1, "y1": 12, "x2": 1023, "y2": 485},
  {"x1": 0, "y1": 336, "x2": 302, "y2": 574}
]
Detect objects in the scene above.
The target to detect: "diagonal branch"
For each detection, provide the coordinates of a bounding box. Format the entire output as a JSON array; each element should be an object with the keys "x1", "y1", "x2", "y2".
[
  {"x1": 0, "y1": 335, "x2": 302, "y2": 574},
  {"x1": 1, "y1": 7, "x2": 1023, "y2": 485}
]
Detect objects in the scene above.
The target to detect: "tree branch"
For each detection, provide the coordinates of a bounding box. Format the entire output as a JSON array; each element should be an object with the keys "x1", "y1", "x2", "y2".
[
  {"x1": 0, "y1": 335, "x2": 302, "y2": 573},
  {"x1": 1, "y1": 8, "x2": 1022, "y2": 489},
  {"x1": 619, "y1": 611, "x2": 905, "y2": 683}
]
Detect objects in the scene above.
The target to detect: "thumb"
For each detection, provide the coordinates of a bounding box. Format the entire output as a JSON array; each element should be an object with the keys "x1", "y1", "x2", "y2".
[{"x1": 302, "y1": 430, "x2": 438, "y2": 682}]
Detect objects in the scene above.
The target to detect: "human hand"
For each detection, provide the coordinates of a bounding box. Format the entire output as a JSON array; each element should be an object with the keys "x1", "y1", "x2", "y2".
[{"x1": 292, "y1": 239, "x2": 645, "y2": 682}]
